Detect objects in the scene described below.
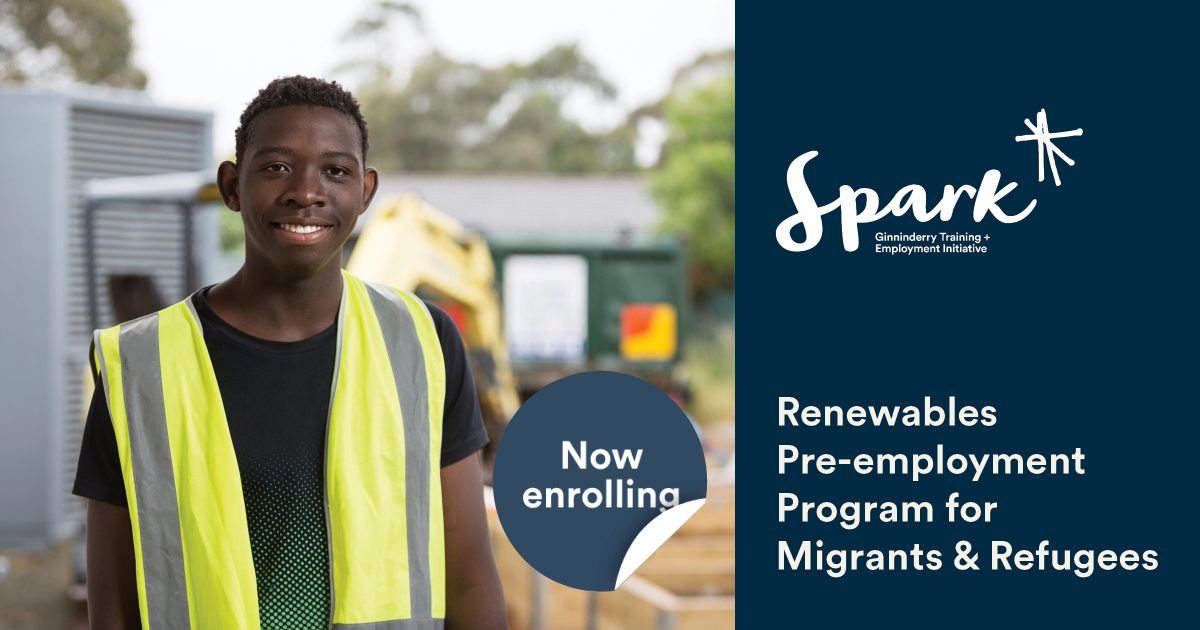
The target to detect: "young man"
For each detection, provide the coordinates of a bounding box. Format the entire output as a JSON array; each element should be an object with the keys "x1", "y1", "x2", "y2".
[{"x1": 73, "y1": 76, "x2": 507, "y2": 629}]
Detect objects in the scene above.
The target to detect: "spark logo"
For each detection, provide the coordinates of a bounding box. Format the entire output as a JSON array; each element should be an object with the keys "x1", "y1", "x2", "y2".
[{"x1": 776, "y1": 110, "x2": 1082, "y2": 253}]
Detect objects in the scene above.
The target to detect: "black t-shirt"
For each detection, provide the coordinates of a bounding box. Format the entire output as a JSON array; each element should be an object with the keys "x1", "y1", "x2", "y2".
[{"x1": 73, "y1": 286, "x2": 488, "y2": 629}]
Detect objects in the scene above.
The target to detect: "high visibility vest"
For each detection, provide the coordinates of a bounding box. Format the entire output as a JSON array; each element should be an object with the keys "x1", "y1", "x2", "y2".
[{"x1": 92, "y1": 271, "x2": 447, "y2": 630}]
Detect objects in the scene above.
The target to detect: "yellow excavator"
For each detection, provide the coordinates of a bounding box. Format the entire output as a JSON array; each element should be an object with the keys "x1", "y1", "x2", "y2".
[{"x1": 346, "y1": 194, "x2": 522, "y2": 473}]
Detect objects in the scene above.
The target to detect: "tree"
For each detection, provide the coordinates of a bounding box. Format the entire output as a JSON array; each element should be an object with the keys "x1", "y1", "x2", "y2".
[
  {"x1": 628, "y1": 48, "x2": 734, "y2": 136},
  {"x1": 0, "y1": 0, "x2": 146, "y2": 88},
  {"x1": 333, "y1": 1, "x2": 635, "y2": 173},
  {"x1": 650, "y1": 56, "x2": 734, "y2": 292},
  {"x1": 333, "y1": 0, "x2": 425, "y2": 89},
  {"x1": 350, "y1": 43, "x2": 636, "y2": 173}
]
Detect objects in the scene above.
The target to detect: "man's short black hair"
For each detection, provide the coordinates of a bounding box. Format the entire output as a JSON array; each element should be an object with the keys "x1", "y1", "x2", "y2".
[{"x1": 234, "y1": 75, "x2": 369, "y2": 165}]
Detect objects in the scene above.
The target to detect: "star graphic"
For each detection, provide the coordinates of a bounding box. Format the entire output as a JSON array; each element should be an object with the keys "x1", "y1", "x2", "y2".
[{"x1": 1014, "y1": 109, "x2": 1083, "y2": 186}]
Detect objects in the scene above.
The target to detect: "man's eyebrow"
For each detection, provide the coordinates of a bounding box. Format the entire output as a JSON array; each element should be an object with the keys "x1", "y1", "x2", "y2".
[
  {"x1": 321, "y1": 150, "x2": 359, "y2": 162},
  {"x1": 251, "y1": 146, "x2": 294, "y2": 159},
  {"x1": 250, "y1": 147, "x2": 359, "y2": 163}
]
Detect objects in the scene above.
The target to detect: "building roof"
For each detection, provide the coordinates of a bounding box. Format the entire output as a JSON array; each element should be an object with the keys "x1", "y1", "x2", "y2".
[
  {"x1": 366, "y1": 173, "x2": 661, "y2": 237},
  {"x1": 82, "y1": 170, "x2": 220, "y2": 204}
]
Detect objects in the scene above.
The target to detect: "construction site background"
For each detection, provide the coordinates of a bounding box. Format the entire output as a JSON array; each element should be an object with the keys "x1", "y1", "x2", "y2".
[{"x1": 0, "y1": 1, "x2": 733, "y2": 626}]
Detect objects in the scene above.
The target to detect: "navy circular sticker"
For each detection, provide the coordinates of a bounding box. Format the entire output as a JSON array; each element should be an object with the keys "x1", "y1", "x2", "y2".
[{"x1": 493, "y1": 371, "x2": 708, "y2": 591}]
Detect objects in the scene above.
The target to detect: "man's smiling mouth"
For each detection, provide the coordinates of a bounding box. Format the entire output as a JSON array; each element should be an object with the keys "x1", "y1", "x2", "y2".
[
  {"x1": 275, "y1": 223, "x2": 330, "y2": 234},
  {"x1": 270, "y1": 221, "x2": 334, "y2": 241}
]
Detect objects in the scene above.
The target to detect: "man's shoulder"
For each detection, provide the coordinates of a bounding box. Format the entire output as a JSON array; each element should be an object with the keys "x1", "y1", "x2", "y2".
[
  {"x1": 344, "y1": 274, "x2": 457, "y2": 346},
  {"x1": 97, "y1": 294, "x2": 196, "y2": 334},
  {"x1": 420, "y1": 300, "x2": 453, "y2": 327},
  {"x1": 348, "y1": 274, "x2": 445, "y2": 319}
]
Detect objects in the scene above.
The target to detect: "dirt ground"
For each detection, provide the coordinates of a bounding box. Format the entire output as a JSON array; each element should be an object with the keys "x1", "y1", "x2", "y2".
[{"x1": 0, "y1": 541, "x2": 89, "y2": 630}]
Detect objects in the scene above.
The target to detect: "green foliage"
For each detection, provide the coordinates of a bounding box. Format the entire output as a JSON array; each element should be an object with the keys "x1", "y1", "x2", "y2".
[
  {"x1": 680, "y1": 318, "x2": 735, "y2": 425},
  {"x1": 0, "y1": 0, "x2": 146, "y2": 88},
  {"x1": 651, "y1": 72, "x2": 734, "y2": 291},
  {"x1": 219, "y1": 206, "x2": 245, "y2": 254},
  {"x1": 353, "y1": 44, "x2": 636, "y2": 173}
]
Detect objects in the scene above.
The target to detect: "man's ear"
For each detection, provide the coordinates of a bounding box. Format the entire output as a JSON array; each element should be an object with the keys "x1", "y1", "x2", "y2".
[
  {"x1": 216, "y1": 161, "x2": 241, "y2": 212},
  {"x1": 360, "y1": 166, "x2": 380, "y2": 216}
]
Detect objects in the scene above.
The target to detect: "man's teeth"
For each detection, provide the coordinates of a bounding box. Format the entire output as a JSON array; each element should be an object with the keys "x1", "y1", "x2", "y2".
[{"x1": 280, "y1": 224, "x2": 327, "y2": 234}]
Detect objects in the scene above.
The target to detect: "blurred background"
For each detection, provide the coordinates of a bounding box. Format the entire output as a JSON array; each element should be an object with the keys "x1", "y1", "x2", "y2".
[{"x1": 0, "y1": 0, "x2": 733, "y2": 627}]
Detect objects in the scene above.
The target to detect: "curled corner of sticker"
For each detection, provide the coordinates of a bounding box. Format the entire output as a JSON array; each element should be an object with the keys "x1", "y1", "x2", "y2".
[{"x1": 614, "y1": 498, "x2": 707, "y2": 589}]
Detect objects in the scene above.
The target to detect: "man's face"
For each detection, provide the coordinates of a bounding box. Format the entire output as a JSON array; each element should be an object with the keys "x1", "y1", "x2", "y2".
[{"x1": 219, "y1": 105, "x2": 377, "y2": 276}]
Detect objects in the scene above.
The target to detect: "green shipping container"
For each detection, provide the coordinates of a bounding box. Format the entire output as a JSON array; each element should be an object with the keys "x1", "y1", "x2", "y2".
[{"x1": 489, "y1": 235, "x2": 687, "y2": 391}]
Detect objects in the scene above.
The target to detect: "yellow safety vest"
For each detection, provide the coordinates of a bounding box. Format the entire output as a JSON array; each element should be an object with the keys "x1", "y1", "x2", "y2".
[{"x1": 92, "y1": 271, "x2": 447, "y2": 630}]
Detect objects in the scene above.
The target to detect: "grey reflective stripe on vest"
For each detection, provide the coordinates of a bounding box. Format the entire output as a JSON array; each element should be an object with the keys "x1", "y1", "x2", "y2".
[
  {"x1": 333, "y1": 620, "x2": 444, "y2": 630},
  {"x1": 324, "y1": 281, "x2": 348, "y2": 627},
  {"x1": 117, "y1": 314, "x2": 191, "y2": 630},
  {"x1": 363, "y1": 281, "x2": 433, "y2": 620}
]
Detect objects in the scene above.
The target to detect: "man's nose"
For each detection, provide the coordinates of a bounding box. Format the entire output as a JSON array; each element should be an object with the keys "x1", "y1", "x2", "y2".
[{"x1": 282, "y1": 166, "x2": 327, "y2": 207}]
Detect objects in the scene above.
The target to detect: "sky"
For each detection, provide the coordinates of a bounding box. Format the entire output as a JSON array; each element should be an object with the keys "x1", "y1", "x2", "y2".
[{"x1": 123, "y1": 0, "x2": 735, "y2": 163}]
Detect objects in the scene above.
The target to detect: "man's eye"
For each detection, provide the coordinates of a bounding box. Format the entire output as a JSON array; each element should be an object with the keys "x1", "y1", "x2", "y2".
[
  {"x1": 326, "y1": 166, "x2": 350, "y2": 177},
  {"x1": 263, "y1": 163, "x2": 288, "y2": 173}
]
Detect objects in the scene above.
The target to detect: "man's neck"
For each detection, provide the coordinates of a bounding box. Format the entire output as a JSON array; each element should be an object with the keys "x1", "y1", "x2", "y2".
[{"x1": 206, "y1": 259, "x2": 344, "y2": 342}]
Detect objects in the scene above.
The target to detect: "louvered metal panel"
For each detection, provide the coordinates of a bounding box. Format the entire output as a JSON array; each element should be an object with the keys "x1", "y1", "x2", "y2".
[
  {"x1": 57, "y1": 104, "x2": 209, "y2": 535},
  {"x1": 0, "y1": 88, "x2": 212, "y2": 547}
]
